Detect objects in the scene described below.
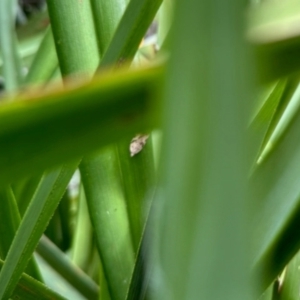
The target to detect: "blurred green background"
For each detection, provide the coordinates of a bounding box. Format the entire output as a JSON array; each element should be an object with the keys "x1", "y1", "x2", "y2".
[{"x1": 1, "y1": 0, "x2": 300, "y2": 299}]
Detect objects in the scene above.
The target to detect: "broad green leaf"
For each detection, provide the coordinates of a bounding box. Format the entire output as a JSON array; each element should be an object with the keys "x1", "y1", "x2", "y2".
[
  {"x1": 36, "y1": 235, "x2": 99, "y2": 300},
  {"x1": 0, "y1": 162, "x2": 78, "y2": 299},
  {"x1": 0, "y1": 65, "x2": 162, "y2": 186},
  {"x1": 156, "y1": 0, "x2": 255, "y2": 299}
]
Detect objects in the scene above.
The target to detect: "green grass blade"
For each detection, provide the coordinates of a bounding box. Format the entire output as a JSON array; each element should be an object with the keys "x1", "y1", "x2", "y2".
[
  {"x1": 57, "y1": 192, "x2": 73, "y2": 251},
  {"x1": 0, "y1": 259, "x2": 67, "y2": 300},
  {"x1": 157, "y1": 0, "x2": 173, "y2": 48},
  {"x1": 12, "y1": 175, "x2": 42, "y2": 216},
  {"x1": 0, "y1": 32, "x2": 44, "y2": 73},
  {"x1": 0, "y1": 0, "x2": 22, "y2": 91},
  {"x1": 258, "y1": 80, "x2": 300, "y2": 162},
  {"x1": 71, "y1": 185, "x2": 93, "y2": 271},
  {"x1": 125, "y1": 231, "x2": 147, "y2": 300},
  {"x1": 0, "y1": 65, "x2": 162, "y2": 185},
  {"x1": 99, "y1": 0, "x2": 163, "y2": 67},
  {"x1": 0, "y1": 187, "x2": 42, "y2": 281},
  {"x1": 0, "y1": 162, "x2": 79, "y2": 299},
  {"x1": 124, "y1": 190, "x2": 158, "y2": 300},
  {"x1": 80, "y1": 147, "x2": 134, "y2": 300},
  {"x1": 98, "y1": 257, "x2": 111, "y2": 300},
  {"x1": 248, "y1": 0, "x2": 300, "y2": 82},
  {"x1": 251, "y1": 102, "x2": 300, "y2": 291},
  {"x1": 90, "y1": 0, "x2": 128, "y2": 56},
  {"x1": 46, "y1": 0, "x2": 99, "y2": 77},
  {"x1": 117, "y1": 136, "x2": 155, "y2": 250},
  {"x1": 251, "y1": 78, "x2": 299, "y2": 160},
  {"x1": 276, "y1": 251, "x2": 300, "y2": 300},
  {"x1": 251, "y1": 80, "x2": 287, "y2": 151},
  {"x1": 0, "y1": 188, "x2": 21, "y2": 259},
  {"x1": 36, "y1": 235, "x2": 99, "y2": 299},
  {"x1": 24, "y1": 27, "x2": 58, "y2": 85},
  {"x1": 44, "y1": 209, "x2": 62, "y2": 250}
]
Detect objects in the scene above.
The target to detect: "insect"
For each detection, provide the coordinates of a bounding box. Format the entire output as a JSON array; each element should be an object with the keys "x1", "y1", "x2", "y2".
[{"x1": 129, "y1": 134, "x2": 149, "y2": 157}]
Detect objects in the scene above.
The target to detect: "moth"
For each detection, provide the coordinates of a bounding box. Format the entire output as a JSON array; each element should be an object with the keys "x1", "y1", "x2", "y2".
[{"x1": 129, "y1": 134, "x2": 149, "y2": 157}]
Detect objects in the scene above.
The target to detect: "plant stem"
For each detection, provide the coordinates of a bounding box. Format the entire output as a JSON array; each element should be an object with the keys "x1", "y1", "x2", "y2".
[{"x1": 46, "y1": 0, "x2": 99, "y2": 78}]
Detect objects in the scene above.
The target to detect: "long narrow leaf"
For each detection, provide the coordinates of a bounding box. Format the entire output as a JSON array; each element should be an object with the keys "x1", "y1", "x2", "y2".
[
  {"x1": 0, "y1": 259, "x2": 67, "y2": 300},
  {"x1": 0, "y1": 162, "x2": 78, "y2": 299},
  {"x1": 71, "y1": 185, "x2": 93, "y2": 271},
  {"x1": 251, "y1": 103, "x2": 300, "y2": 291},
  {"x1": 12, "y1": 175, "x2": 42, "y2": 216},
  {"x1": 90, "y1": 0, "x2": 129, "y2": 56},
  {"x1": 93, "y1": 0, "x2": 157, "y2": 254},
  {"x1": 0, "y1": 65, "x2": 162, "y2": 186},
  {"x1": 24, "y1": 26, "x2": 58, "y2": 85},
  {"x1": 277, "y1": 251, "x2": 300, "y2": 299},
  {"x1": 99, "y1": 0, "x2": 163, "y2": 68},
  {"x1": 36, "y1": 235, "x2": 99, "y2": 299},
  {"x1": 117, "y1": 136, "x2": 155, "y2": 250},
  {"x1": 0, "y1": 187, "x2": 42, "y2": 280},
  {"x1": 258, "y1": 80, "x2": 300, "y2": 162},
  {"x1": 0, "y1": 0, "x2": 21, "y2": 91}
]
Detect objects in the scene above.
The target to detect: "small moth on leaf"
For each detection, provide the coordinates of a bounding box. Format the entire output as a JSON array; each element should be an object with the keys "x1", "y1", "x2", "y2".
[{"x1": 129, "y1": 134, "x2": 149, "y2": 157}]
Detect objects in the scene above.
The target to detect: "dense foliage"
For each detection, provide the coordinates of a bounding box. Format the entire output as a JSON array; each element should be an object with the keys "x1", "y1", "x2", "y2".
[{"x1": 1, "y1": 0, "x2": 300, "y2": 299}]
